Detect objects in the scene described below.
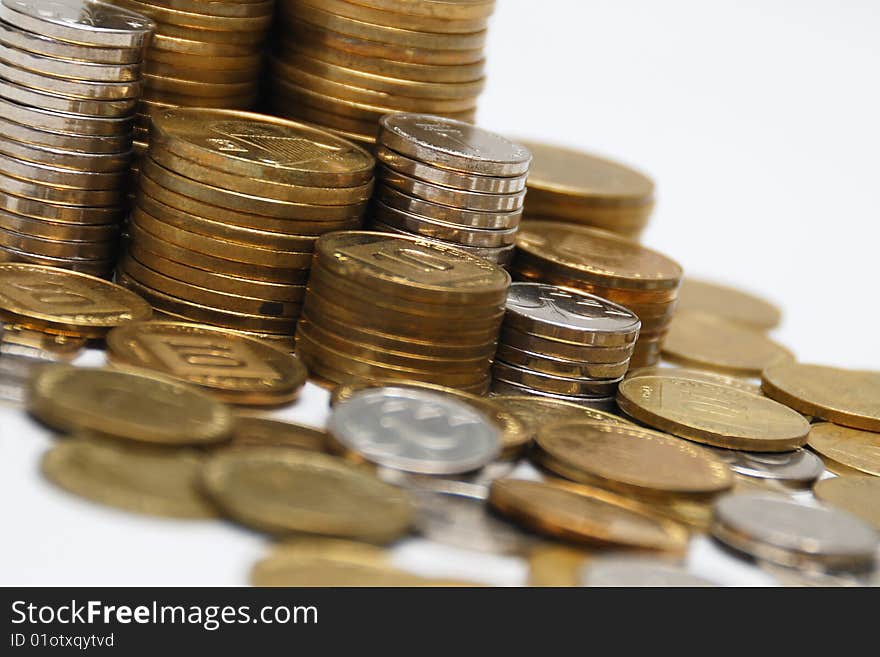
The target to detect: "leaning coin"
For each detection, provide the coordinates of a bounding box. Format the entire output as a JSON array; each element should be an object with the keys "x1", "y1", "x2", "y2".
[
  {"x1": 813, "y1": 477, "x2": 880, "y2": 530},
  {"x1": 229, "y1": 416, "x2": 327, "y2": 452},
  {"x1": 491, "y1": 394, "x2": 630, "y2": 437},
  {"x1": 807, "y1": 423, "x2": 880, "y2": 477},
  {"x1": 707, "y1": 447, "x2": 823, "y2": 487},
  {"x1": 580, "y1": 557, "x2": 717, "y2": 587}
]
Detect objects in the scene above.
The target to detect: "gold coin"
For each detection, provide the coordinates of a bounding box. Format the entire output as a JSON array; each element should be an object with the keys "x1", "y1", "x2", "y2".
[
  {"x1": 42, "y1": 435, "x2": 217, "y2": 519},
  {"x1": 0, "y1": 169, "x2": 124, "y2": 207},
  {"x1": 201, "y1": 447, "x2": 414, "y2": 541},
  {"x1": 150, "y1": 32, "x2": 259, "y2": 57},
  {"x1": 29, "y1": 364, "x2": 233, "y2": 445},
  {"x1": 617, "y1": 375, "x2": 810, "y2": 452},
  {"x1": 813, "y1": 477, "x2": 880, "y2": 529},
  {"x1": 0, "y1": 226, "x2": 115, "y2": 260},
  {"x1": 677, "y1": 278, "x2": 781, "y2": 330},
  {"x1": 0, "y1": 147, "x2": 128, "y2": 188},
  {"x1": 488, "y1": 479, "x2": 688, "y2": 551},
  {"x1": 265, "y1": 97, "x2": 381, "y2": 143},
  {"x1": 661, "y1": 310, "x2": 793, "y2": 377},
  {"x1": 0, "y1": 263, "x2": 151, "y2": 337},
  {"x1": 106, "y1": 321, "x2": 308, "y2": 405},
  {"x1": 491, "y1": 394, "x2": 630, "y2": 436},
  {"x1": 230, "y1": 415, "x2": 328, "y2": 451},
  {"x1": 625, "y1": 365, "x2": 762, "y2": 395},
  {"x1": 341, "y1": 0, "x2": 496, "y2": 20},
  {"x1": 294, "y1": 0, "x2": 489, "y2": 32},
  {"x1": 535, "y1": 420, "x2": 734, "y2": 499},
  {"x1": 0, "y1": 244, "x2": 112, "y2": 277},
  {"x1": 526, "y1": 544, "x2": 590, "y2": 587},
  {"x1": 111, "y1": 0, "x2": 272, "y2": 31},
  {"x1": 807, "y1": 423, "x2": 880, "y2": 477},
  {"x1": 762, "y1": 361, "x2": 880, "y2": 432},
  {"x1": 142, "y1": 73, "x2": 258, "y2": 99},
  {"x1": 0, "y1": 209, "x2": 119, "y2": 243},
  {"x1": 369, "y1": 218, "x2": 514, "y2": 265},
  {"x1": 144, "y1": 0, "x2": 274, "y2": 19}
]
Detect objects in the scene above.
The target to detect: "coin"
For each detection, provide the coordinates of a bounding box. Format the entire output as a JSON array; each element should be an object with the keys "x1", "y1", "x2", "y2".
[
  {"x1": 814, "y1": 477, "x2": 880, "y2": 529},
  {"x1": 625, "y1": 365, "x2": 762, "y2": 395},
  {"x1": 491, "y1": 394, "x2": 629, "y2": 435},
  {"x1": 493, "y1": 360, "x2": 623, "y2": 398},
  {"x1": 499, "y1": 327, "x2": 634, "y2": 364},
  {"x1": 202, "y1": 448, "x2": 413, "y2": 541},
  {"x1": 490, "y1": 378, "x2": 616, "y2": 409},
  {"x1": 0, "y1": 19, "x2": 142, "y2": 64},
  {"x1": 0, "y1": 325, "x2": 85, "y2": 361},
  {"x1": 713, "y1": 447, "x2": 824, "y2": 487},
  {"x1": 327, "y1": 386, "x2": 500, "y2": 474},
  {"x1": 369, "y1": 219, "x2": 515, "y2": 264},
  {"x1": 230, "y1": 415, "x2": 327, "y2": 451},
  {"x1": 762, "y1": 361, "x2": 880, "y2": 432},
  {"x1": 379, "y1": 184, "x2": 522, "y2": 229},
  {"x1": 807, "y1": 423, "x2": 880, "y2": 477},
  {"x1": 372, "y1": 202, "x2": 518, "y2": 247},
  {"x1": 29, "y1": 364, "x2": 233, "y2": 445},
  {"x1": 677, "y1": 278, "x2": 781, "y2": 330},
  {"x1": 579, "y1": 557, "x2": 716, "y2": 587},
  {"x1": 617, "y1": 375, "x2": 810, "y2": 452},
  {"x1": 377, "y1": 146, "x2": 524, "y2": 192},
  {"x1": 496, "y1": 343, "x2": 630, "y2": 379},
  {"x1": 526, "y1": 544, "x2": 590, "y2": 587}
]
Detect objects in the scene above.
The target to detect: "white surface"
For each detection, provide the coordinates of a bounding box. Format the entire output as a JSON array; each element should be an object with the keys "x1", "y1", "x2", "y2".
[{"x1": 3, "y1": 0, "x2": 879, "y2": 586}]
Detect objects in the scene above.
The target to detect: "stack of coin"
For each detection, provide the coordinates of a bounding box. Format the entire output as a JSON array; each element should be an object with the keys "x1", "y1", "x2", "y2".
[
  {"x1": 491, "y1": 282, "x2": 640, "y2": 407},
  {"x1": 268, "y1": 0, "x2": 495, "y2": 145},
  {"x1": 515, "y1": 140, "x2": 655, "y2": 240},
  {"x1": 365, "y1": 113, "x2": 530, "y2": 266},
  {"x1": 296, "y1": 231, "x2": 510, "y2": 392},
  {"x1": 513, "y1": 221, "x2": 682, "y2": 367},
  {"x1": 0, "y1": 0, "x2": 154, "y2": 276},
  {"x1": 117, "y1": 108, "x2": 374, "y2": 345}
]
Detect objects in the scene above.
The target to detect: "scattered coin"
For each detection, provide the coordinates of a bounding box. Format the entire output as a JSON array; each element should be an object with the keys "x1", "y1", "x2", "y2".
[
  {"x1": 490, "y1": 394, "x2": 631, "y2": 439},
  {"x1": 814, "y1": 477, "x2": 880, "y2": 530},
  {"x1": 677, "y1": 278, "x2": 781, "y2": 330},
  {"x1": 625, "y1": 365, "x2": 762, "y2": 395},
  {"x1": 526, "y1": 544, "x2": 591, "y2": 587},
  {"x1": 807, "y1": 422, "x2": 880, "y2": 477},
  {"x1": 229, "y1": 415, "x2": 328, "y2": 452},
  {"x1": 707, "y1": 447, "x2": 824, "y2": 486},
  {"x1": 580, "y1": 556, "x2": 717, "y2": 587}
]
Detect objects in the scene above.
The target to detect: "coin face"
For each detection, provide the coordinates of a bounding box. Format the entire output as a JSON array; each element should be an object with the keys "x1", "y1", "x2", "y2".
[
  {"x1": 28, "y1": 365, "x2": 233, "y2": 445},
  {"x1": 625, "y1": 365, "x2": 762, "y2": 395},
  {"x1": 814, "y1": 477, "x2": 880, "y2": 529},
  {"x1": 230, "y1": 416, "x2": 327, "y2": 451},
  {"x1": 762, "y1": 361, "x2": 880, "y2": 432},
  {"x1": 708, "y1": 447, "x2": 823, "y2": 485},
  {"x1": 580, "y1": 557, "x2": 716, "y2": 587},
  {"x1": 202, "y1": 448, "x2": 413, "y2": 542},
  {"x1": 0, "y1": 264, "x2": 152, "y2": 337},
  {"x1": 327, "y1": 387, "x2": 500, "y2": 474},
  {"x1": 106, "y1": 322, "x2": 307, "y2": 405},
  {"x1": 617, "y1": 375, "x2": 810, "y2": 452},
  {"x1": 807, "y1": 423, "x2": 880, "y2": 477},
  {"x1": 678, "y1": 278, "x2": 781, "y2": 330}
]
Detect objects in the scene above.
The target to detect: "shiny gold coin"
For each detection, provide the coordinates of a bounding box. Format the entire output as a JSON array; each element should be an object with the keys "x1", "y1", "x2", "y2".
[
  {"x1": 230, "y1": 415, "x2": 327, "y2": 451},
  {"x1": 0, "y1": 209, "x2": 119, "y2": 243},
  {"x1": 201, "y1": 448, "x2": 413, "y2": 541},
  {"x1": 813, "y1": 477, "x2": 880, "y2": 529},
  {"x1": 807, "y1": 423, "x2": 880, "y2": 477},
  {"x1": 42, "y1": 435, "x2": 217, "y2": 519},
  {"x1": 150, "y1": 32, "x2": 259, "y2": 57},
  {"x1": 29, "y1": 365, "x2": 233, "y2": 445},
  {"x1": 617, "y1": 375, "x2": 810, "y2": 452},
  {"x1": 762, "y1": 361, "x2": 880, "y2": 432},
  {"x1": 489, "y1": 479, "x2": 688, "y2": 551},
  {"x1": 0, "y1": 226, "x2": 115, "y2": 260},
  {"x1": 369, "y1": 218, "x2": 514, "y2": 265},
  {"x1": 526, "y1": 544, "x2": 590, "y2": 587},
  {"x1": 535, "y1": 420, "x2": 733, "y2": 499},
  {"x1": 625, "y1": 366, "x2": 762, "y2": 395},
  {"x1": 0, "y1": 244, "x2": 112, "y2": 277},
  {"x1": 112, "y1": 0, "x2": 273, "y2": 32},
  {"x1": 342, "y1": 0, "x2": 495, "y2": 20},
  {"x1": 490, "y1": 394, "x2": 631, "y2": 437},
  {"x1": 106, "y1": 321, "x2": 308, "y2": 405},
  {"x1": 677, "y1": 278, "x2": 781, "y2": 330},
  {"x1": 294, "y1": 0, "x2": 489, "y2": 32}
]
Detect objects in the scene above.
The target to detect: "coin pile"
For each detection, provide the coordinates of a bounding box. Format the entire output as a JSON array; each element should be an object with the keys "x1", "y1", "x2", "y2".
[
  {"x1": 117, "y1": 107, "x2": 374, "y2": 345},
  {"x1": 365, "y1": 113, "x2": 530, "y2": 266},
  {"x1": 516, "y1": 140, "x2": 655, "y2": 240},
  {"x1": 296, "y1": 231, "x2": 510, "y2": 392},
  {"x1": 0, "y1": 0, "x2": 154, "y2": 276},
  {"x1": 513, "y1": 221, "x2": 682, "y2": 367},
  {"x1": 268, "y1": 0, "x2": 494, "y2": 145},
  {"x1": 491, "y1": 282, "x2": 640, "y2": 407}
]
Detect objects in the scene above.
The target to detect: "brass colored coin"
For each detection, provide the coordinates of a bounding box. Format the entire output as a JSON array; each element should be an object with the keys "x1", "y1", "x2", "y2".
[
  {"x1": 491, "y1": 394, "x2": 630, "y2": 439},
  {"x1": 0, "y1": 135, "x2": 131, "y2": 173},
  {"x1": 111, "y1": 0, "x2": 272, "y2": 31},
  {"x1": 527, "y1": 544, "x2": 590, "y2": 587},
  {"x1": 293, "y1": 0, "x2": 489, "y2": 33},
  {"x1": 625, "y1": 365, "x2": 762, "y2": 395},
  {"x1": 489, "y1": 479, "x2": 688, "y2": 551},
  {"x1": 231, "y1": 416, "x2": 327, "y2": 451},
  {"x1": 142, "y1": 73, "x2": 258, "y2": 99},
  {"x1": 807, "y1": 423, "x2": 880, "y2": 477},
  {"x1": 0, "y1": 244, "x2": 112, "y2": 276},
  {"x1": 266, "y1": 97, "x2": 380, "y2": 142},
  {"x1": 0, "y1": 226, "x2": 114, "y2": 260},
  {"x1": 500, "y1": 327, "x2": 635, "y2": 364},
  {"x1": 496, "y1": 343, "x2": 630, "y2": 380},
  {"x1": 201, "y1": 447, "x2": 413, "y2": 541},
  {"x1": 678, "y1": 278, "x2": 781, "y2": 330},
  {"x1": 342, "y1": 0, "x2": 495, "y2": 20},
  {"x1": 372, "y1": 202, "x2": 518, "y2": 248},
  {"x1": 141, "y1": 87, "x2": 258, "y2": 109},
  {"x1": 0, "y1": 262, "x2": 150, "y2": 336},
  {"x1": 147, "y1": 0, "x2": 274, "y2": 18},
  {"x1": 762, "y1": 361, "x2": 880, "y2": 432},
  {"x1": 0, "y1": 150, "x2": 126, "y2": 190},
  {"x1": 151, "y1": 21, "x2": 266, "y2": 46},
  {"x1": 493, "y1": 361, "x2": 622, "y2": 398},
  {"x1": 29, "y1": 364, "x2": 233, "y2": 445},
  {"x1": 41, "y1": 435, "x2": 217, "y2": 518},
  {"x1": 814, "y1": 477, "x2": 880, "y2": 529},
  {"x1": 107, "y1": 321, "x2": 308, "y2": 405},
  {"x1": 0, "y1": 19, "x2": 143, "y2": 64},
  {"x1": 0, "y1": 170, "x2": 124, "y2": 207},
  {"x1": 535, "y1": 420, "x2": 733, "y2": 499},
  {"x1": 150, "y1": 32, "x2": 258, "y2": 57},
  {"x1": 370, "y1": 218, "x2": 514, "y2": 264},
  {"x1": 147, "y1": 47, "x2": 261, "y2": 70},
  {"x1": 617, "y1": 375, "x2": 810, "y2": 452}
]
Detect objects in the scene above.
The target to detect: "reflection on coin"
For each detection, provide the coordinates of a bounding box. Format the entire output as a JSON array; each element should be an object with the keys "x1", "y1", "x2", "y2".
[
  {"x1": 230, "y1": 416, "x2": 327, "y2": 452},
  {"x1": 708, "y1": 447, "x2": 823, "y2": 486},
  {"x1": 491, "y1": 394, "x2": 630, "y2": 438},
  {"x1": 677, "y1": 278, "x2": 781, "y2": 330},
  {"x1": 327, "y1": 387, "x2": 500, "y2": 474},
  {"x1": 625, "y1": 365, "x2": 762, "y2": 395},
  {"x1": 814, "y1": 477, "x2": 880, "y2": 529},
  {"x1": 807, "y1": 423, "x2": 880, "y2": 477},
  {"x1": 580, "y1": 557, "x2": 717, "y2": 587}
]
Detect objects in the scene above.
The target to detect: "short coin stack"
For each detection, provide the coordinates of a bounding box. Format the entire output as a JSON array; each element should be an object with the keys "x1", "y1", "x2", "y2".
[
  {"x1": 491, "y1": 282, "x2": 640, "y2": 407},
  {"x1": 513, "y1": 221, "x2": 683, "y2": 368},
  {"x1": 118, "y1": 107, "x2": 374, "y2": 346},
  {"x1": 268, "y1": 0, "x2": 494, "y2": 145},
  {"x1": 367, "y1": 113, "x2": 531, "y2": 266},
  {"x1": 0, "y1": 0, "x2": 154, "y2": 276},
  {"x1": 517, "y1": 140, "x2": 655, "y2": 240},
  {"x1": 296, "y1": 231, "x2": 510, "y2": 392}
]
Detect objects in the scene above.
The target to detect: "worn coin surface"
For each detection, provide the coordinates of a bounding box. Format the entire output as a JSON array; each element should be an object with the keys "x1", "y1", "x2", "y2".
[
  {"x1": 677, "y1": 278, "x2": 781, "y2": 330},
  {"x1": 580, "y1": 557, "x2": 716, "y2": 587},
  {"x1": 813, "y1": 477, "x2": 880, "y2": 529},
  {"x1": 807, "y1": 423, "x2": 880, "y2": 477},
  {"x1": 708, "y1": 447, "x2": 823, "y2": 486},
  {"x1": 230, "y1": 416, "x2": 327, "y2": 451}
]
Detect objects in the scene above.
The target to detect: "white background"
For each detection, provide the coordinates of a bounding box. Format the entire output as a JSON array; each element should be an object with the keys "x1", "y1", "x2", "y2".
[{"x1": 2, "y1": 0, "x2": 879, "y2": 586}]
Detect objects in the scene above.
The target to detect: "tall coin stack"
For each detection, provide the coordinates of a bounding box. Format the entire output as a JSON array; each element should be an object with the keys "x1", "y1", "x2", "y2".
[
  {"x1": 517, "y1": 140, "x2": 655, "y2": 240},
  {"x1": 117, "y1": 108, "x2": 374, "y2": 347},
  {"x1": 492, "y1": 282, "x2": 641, "y2": 408},
  {"x1": 0, "y1": 0, "x2": 154, "y2": 277},
  {"x1": 367, "y1": 113, "x2": 530, "y2": 266},
  {"x1": 268, "y1": 0, "x2": 494, "y2": 145},
  {"x1": 296, "y1": 231, "x2": 510, "y2": 392},
  {"x1": 512, "y1": 221, "x2": 682, "y2": 368}
]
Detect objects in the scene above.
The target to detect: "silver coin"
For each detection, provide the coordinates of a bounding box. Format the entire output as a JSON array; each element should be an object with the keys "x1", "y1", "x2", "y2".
[
  {"x1": 0, "y1": 0, "x2": 155, "y2": 49},
  {"x1": 0, "y1": 135, "x2": 131, "y2": 173},
  {"x1": 379, "y1": 165, "x2": 526, "y2": 212},
  {"x1": 500, "y1": 325, "x2": 636, "y2": 363},
  {"x1": 369, "y1": 219, "x2": 514, "y2": 265},
  {"x1": 490, "y1": 378, "x2": 619, "y2": 411},
  {"x1": 712, "y1": 493, "x2": 880, "y2": 572},
  {"x1": 492, "y1": 360, "x2": 623, "y2": 397},
  {"x1": 504, "y1": 282, "x2": 642, "y2": 346},
  {"x1": 379, "y1": 113, "x2": 532, "y2": 177},
  {"x1": 0, "y1": 114, "x2": 131, "y2": 154},
  {"x1": 0, "y1": 351, "x2": 47, "y2": 404},
  {"x1": 378, "y1": 459, "x2": 518, "y2": 494},
  {"x1": 708, "y1": 447, "x2": 823, "y2": 486},
  {"x1": 0, "y1": 19, "x2": 142, "y2": 64},
  {"x1": 496, "y1": 342, "x2": 631, "y2": 380},
  {"x1": 379, "y1": 184, "x2": 522, "y2": 229},
  {"x1": 0, "y1": 96, "x2": 133, "y2": 137},
  {"x1": 0, "y1": 41, "x2": 141, "y2": 82},
  {"x1": 580, "y1": 557, "x2": 718, "y2": 587},
  {"x1": 0, "y1": 78, "x2": 136, "y2": 117},
  {"x1": 327, "y1": 386, "x2": 501, "y2": 475},
  {"x1": 0, "y1": 59, "x2": 141, "y2": 101},
  {"x1": 758, "y1": 562, "x2": 866, "y2": 587}
]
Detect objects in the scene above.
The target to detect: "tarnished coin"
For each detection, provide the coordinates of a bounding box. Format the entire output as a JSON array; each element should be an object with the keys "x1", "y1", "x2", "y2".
[
  {"x1": 711, "y1": 494, "x2": 879, "y2": 572},
  {"x1": 327, "y1": 387, "x2": 500, "y2": 475},
  {"x1": 625, "y1": 365, "x2": 762, "y2": 395},
  {"x1": 807, "y1": 423, "x2": 880, "y2": 477},
  {"x1": 708, "y1": 447, "x2": 823, "y2": 486},
  {"x1": 580, "y1": 557, "x2": 716, "y2": 587},
  {"x1": 762, "y1": 361, "x2": 880, "y2": 432},
  {"x1": 42, "y1": 435, "x2": 217, "y2": 518},
  {"x1": 677, "y1": 278, "x2": 781, "y2": 330},
  {"x1": 379, "y1": 113, "x2": 531, "y2": 177},
  {"x1": 814, "y1": 477, "x2": 880, "y2": 529},
  {"x1": 617, "y1": 375, "x2": 810, "y2": 452},
  {"x1": 202, "y1": 448, "x2": 413, "y2": 542},
  {"x1": 0, "y1": 263, "x2": 151, "y2": 337},
  {"x1": 106, "y1": 322, "x2": 308, "y2": 405},
  {"x1": 29, "y1": 365, "x2": 233, "y2": 445},
  {"x1": 230, "y1": 416, "x2": 327, "y2": 451}
]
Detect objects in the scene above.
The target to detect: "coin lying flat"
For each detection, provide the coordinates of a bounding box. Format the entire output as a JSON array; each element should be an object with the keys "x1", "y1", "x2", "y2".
[
  {"x1": 327, "y1": 387, "x2": 500, "y2": 474},
  {"x1": 201, "y1": 448, "x2": 413, "y2": 542},
  {"x1": 230, "y1": 416, "x2": 327, "y2": 451},
  {"x1": 813, "y1": 477, "x2": 880, "y2": 529},
  {"x1": 29, "y1": 365, "x2": 233, "y2": 445},
  {"x1": 490, "y1": 394, "x2": 630, "y2": 438},
  {"x1": 807, "y1": 423, "x2": 880, "y2": 477},
  {"x1": 707, "y1": 447, "x2": 823, "y2": 486},
  {"x1": 617, "y1": 375, "x2": 810, "y2": 452},
  {"x1": 762, "y1": 361, "x2": 880, "y2": 432},
  {"x1": 579, "y1": 557, "x2": 716, "y2": 587},
  {"x1": 625, "y1": 365, "x2": 762, "y2": 395},
  {"x1": 42, "y1": 435, "x2": 217, "y2": 519},
  {"x1": 677, "y1": 278, "x2": 781, "y2": 330}
]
